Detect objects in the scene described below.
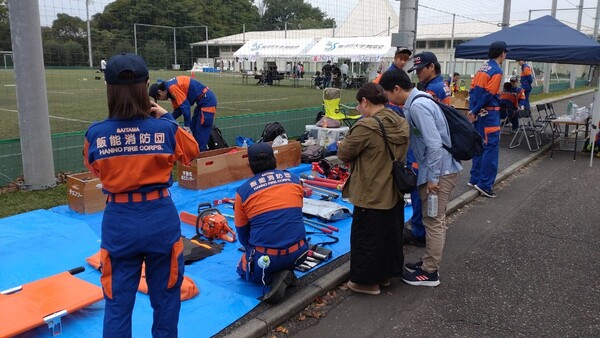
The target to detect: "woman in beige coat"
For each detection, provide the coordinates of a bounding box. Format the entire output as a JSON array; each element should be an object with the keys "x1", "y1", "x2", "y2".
[{"x1": 337, "y1": 82, "x2": 410, "y2": 295}]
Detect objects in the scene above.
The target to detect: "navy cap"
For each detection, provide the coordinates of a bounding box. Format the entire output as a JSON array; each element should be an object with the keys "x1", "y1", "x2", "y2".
[
  {"x1": 395, "y1": 47, "x2": 412, "y2": 57},
  {"x1": 408, "y1": 51, "x2": 438, "y2": 73},
  {"x1": 489, "y1": 40, "x2": 510, "y2": 53},
  {"x1": 148, "y1": 82, "x2": 161, "y2": 100},
  {"x1": 248, "y1": 142, "x2": 274, "y2": 162},
  {"x1": 105, "y1": 53, "x2": 149, "y2": 85}
]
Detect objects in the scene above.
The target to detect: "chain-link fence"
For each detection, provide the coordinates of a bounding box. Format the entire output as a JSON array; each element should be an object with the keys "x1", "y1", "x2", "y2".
[{"x1": 0, "y1": 0, "x2": 597, "y2": 186}]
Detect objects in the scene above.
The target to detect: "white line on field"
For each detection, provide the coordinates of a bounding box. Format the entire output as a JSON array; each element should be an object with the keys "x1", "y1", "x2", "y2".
[
  {"x1": 218, "y1": 106, "x2": 253, "y2": 111},
  {"x1": 219, "y1": 98, "x2": 289, "y2": 104},
  {"x1": 4, "y1": 84, "x2": 15, "y2": 87},
  {"x1": 49, "y1": 115, "x2": 92, "y2": 123},
  {"x1": 47, "y1": 90, "x2": 75, "y2": 95},
  {"x1": 0, "y1": 107, "x2": 92, "y2": 123}
]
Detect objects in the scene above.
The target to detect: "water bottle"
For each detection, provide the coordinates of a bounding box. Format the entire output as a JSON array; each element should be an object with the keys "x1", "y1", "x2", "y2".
[
  {"x1": 257, "y1": 255, "x2": 270, "y2": 269},
  {"x1": 242, "y1": 139, "x2": 248, "y2": 148},
  {"x1": 567, "y1": 101, "x2": 574, "y2": 116},
  {"x1": 427, "y1": 193, "x2": 438, "y2": 217}
]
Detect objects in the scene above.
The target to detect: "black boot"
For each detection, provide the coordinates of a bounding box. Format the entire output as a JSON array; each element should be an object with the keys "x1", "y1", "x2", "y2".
[{"x1": 262, "y1": 269, "x2": 296, "y2": 304}]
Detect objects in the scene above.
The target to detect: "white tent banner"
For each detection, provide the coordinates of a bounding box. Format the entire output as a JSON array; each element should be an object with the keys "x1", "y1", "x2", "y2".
[
  {"x1": 306, "y1": 36, "x2": 395, "y2": 62},
  {"x1": 233, "y1": 39, "x2": 316, "y2": 59}
]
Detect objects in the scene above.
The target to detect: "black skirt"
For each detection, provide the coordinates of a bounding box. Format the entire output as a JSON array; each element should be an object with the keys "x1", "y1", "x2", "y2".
[{"x1": 349, "y1": 201, "x2": 404, "y2": 285}]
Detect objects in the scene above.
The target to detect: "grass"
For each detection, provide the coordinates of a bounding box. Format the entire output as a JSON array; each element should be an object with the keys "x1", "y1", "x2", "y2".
[
  {"x1": 0, "y1": 184, "x2": 67, "y2": 218},
  {"x1": 0, "y1": 69, "x2": 355, "y2": 140},
  {"x1": 0, "y1": 67, "x2": 595, "y2": 218}
]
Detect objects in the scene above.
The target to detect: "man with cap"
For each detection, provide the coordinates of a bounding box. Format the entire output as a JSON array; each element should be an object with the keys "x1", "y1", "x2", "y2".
[
  {"x1": 84, "y1": 53, "x2": 200, "y2": 337},
  {"x1": 234, "y1": 143, "x2": 308, "y2": 304},
  {"x1": 373, "y1": 47, "x2": 412, "y2": 85},
  {"x1": 148, "y1": 76, "x2": 217, "y2": 151},
  {"x1": 517, "y1": 60, "x2": 534, "y2": 110},
  {"x1": 467, "y1": 40, "x2": 509, "y2": 198},
  {"x1": 409, "y1": 51, "x2": 452, "y2": 105}
]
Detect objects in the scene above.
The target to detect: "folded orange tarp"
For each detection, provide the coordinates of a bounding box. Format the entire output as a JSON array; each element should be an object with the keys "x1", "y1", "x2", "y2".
[{"x1": 0, "y1": 270, "x2": 103, "y2": 337}]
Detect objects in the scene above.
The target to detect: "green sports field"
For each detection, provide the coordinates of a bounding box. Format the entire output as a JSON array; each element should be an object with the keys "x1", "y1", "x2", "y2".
[{"x1": 0, "y1": 68, "x2": 359, "y2": 140}]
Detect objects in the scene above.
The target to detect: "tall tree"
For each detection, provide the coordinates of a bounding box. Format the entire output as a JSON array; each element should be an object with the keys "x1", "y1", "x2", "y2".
[
  {"x1": 0, "y1": 0, "x2": 10, "y2": 55},
  {"x1": 260, "y1": 0, "x2": 335, "y2": 30},
  {"x1": 51, "y1": 13, "x2": 87, "y2": 42}
]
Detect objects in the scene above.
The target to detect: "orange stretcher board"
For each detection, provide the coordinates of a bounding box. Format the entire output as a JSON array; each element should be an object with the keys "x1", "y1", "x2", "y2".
[{"x1": 0, "y1": 271, "x2": 103, "y2": 337}]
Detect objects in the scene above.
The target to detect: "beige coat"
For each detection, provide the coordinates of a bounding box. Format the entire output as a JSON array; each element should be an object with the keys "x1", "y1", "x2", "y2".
[{"x1": 338, "y1": 108, "x2": 410, "y2": 209}]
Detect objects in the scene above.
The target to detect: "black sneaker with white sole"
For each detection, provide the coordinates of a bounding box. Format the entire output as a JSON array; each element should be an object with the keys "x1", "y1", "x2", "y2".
[
  {"x1": 474, "y1": 184, "x2": 497, "y2": 198},
  {"x1": 402, "y1": 267, "x2": 440, "y2": 287}
]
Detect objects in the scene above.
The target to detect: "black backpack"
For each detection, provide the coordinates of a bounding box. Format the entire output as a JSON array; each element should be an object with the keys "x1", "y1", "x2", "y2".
[
  {"x1": 412, "y1": 94, "x2": 483, "y2": 161},
  {"x1": 207, "y1": 125, "x2": 229, "y2": 150},
  {"x1": 258, "y1": 122, "x2": 286, "y2": 142}
]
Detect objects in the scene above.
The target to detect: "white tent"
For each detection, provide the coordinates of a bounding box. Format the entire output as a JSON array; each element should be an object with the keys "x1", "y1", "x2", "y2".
[
  {"x1": 305, "y1": 36, "x2": 395, "y2": 62},
  {"x1": 233, "y1": 38, "x2": 316, "y2": 61}
]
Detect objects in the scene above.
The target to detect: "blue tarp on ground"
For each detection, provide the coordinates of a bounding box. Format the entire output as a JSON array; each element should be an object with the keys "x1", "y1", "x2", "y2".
[
  {"x1": 455, "y1": 15, "x2": 600, "y2": 65},
  {"x1": 0, "y1": 164, "x2": 412, "y2": 337}
]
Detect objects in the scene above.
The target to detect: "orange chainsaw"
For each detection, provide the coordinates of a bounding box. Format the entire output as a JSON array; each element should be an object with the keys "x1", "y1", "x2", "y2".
[{"x1": 195, "y1": 202, "x2": 236, "y2": 242}]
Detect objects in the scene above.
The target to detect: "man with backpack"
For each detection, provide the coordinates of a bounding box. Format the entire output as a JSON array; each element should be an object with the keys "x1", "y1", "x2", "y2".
[
  {"x1": 467, "y1": 41, "x2": 509, "y2": 198},
  {"x1": 379, "y1": 68, "x2": 462, "y2": 287}
]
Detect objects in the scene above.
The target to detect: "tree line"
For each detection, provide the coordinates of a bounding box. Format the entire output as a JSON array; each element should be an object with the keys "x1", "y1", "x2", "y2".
[{"x1": 0, "y1": 0, "x2": 334, "y2": 68}]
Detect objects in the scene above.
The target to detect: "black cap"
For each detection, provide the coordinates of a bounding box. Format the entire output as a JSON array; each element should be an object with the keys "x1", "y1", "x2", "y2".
[
  {"x1": 509, "y1": 76, "x2": 518, "y2": 82},
  {"x1": 104, "y1": 53, "x2": 149, "y2": 85},
  {"x1": 408, "y1": 51, "x2": 438, "y2": 73},
  {"x1": 395, "y1": 47, "x2": 412, "y2": 57},
  {"x1": 248, "y1": 143, "x2": 274, "y2": 162},
  {"x1": 148, "y1": 82, "x2": 161, "y2": 100},
  {"x1": 489, "y1": 40, "x2": 510, "y2": 53}
]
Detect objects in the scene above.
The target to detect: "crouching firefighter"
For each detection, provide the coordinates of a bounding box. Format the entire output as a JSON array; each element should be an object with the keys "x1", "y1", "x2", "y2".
[{"x1": 234, "y1": 143, "x2": 308, "y2": 304}]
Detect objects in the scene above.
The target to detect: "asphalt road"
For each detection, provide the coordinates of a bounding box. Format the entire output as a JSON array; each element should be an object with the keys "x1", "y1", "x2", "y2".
[{"x1": 220, "y1": 90, "x2": 599, "y2": 338}]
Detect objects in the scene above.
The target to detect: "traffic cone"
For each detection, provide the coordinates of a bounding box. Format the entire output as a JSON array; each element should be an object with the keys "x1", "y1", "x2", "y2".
[{"x1": 190, "y1": 70, "x2": 195, "y2": 79}]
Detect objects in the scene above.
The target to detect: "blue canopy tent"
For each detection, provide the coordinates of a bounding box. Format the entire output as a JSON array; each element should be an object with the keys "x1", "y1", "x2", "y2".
[{"x1": 455, "y1": 15, "x2": 600, "y2": 65}]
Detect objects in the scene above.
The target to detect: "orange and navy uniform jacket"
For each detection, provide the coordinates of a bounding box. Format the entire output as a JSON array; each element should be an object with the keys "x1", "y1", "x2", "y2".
[
  {"x1": 234, "y1": 169, "x2": 306, "y2": 249},
  {"x1": 499, "y1": 86, "x2": 526, "y2": 110},
  {"x1": 165, "y1": 76, "x2": 215, "y2": 127},
  {"x1": 83, "y1": 113, "x2": 199, "y2": 194},
  {"x1": 520, "y1": 63, "x2": 533, "y2": 92},
  {"x1": 373, "y1": 63, "x2": 404, "y2": 114},
  {"x1": 469, "y1": 59, "x2": 503, "y2": 114},
  {"x1": 425, "y1": 75, "x2": 452, "y2": 106}
]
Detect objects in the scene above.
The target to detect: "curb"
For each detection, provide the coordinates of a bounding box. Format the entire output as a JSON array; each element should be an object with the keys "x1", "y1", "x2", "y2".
[
  {"x1": 225, "y1": 261, "x2": 350, "y2": 338},
  {"x1": 224, "y1": 92, "x2": 590, "y2": 338}
]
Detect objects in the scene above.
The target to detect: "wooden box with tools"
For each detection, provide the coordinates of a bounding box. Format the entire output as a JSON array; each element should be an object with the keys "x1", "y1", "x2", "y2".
[
  {"x1": 67, "y1": 172, "x2": 107, "y2": 214},
  {"x1": 450, "y1": 96, "x2": 469, "y2": 110},
  {"x1": 177, "y1": 141, "x2": 302, "y2": 190}
]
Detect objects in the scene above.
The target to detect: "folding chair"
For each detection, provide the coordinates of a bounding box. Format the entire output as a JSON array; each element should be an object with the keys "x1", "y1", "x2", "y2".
[
  {"x1": 509, "y1": 109, "x2": 541, "y2": 151},
  {"x1": 499, "y1": 102, "x2": 512, "y2": 137},
  {"x1": 534, "y1": 104, "x2": 558, "y2": 140},
  {"x1": 546, "y1": 102, "x2": 562, "y2": 136},
  {"x1": 323, "y1": 88, "x2": 361, "y2": 127}
]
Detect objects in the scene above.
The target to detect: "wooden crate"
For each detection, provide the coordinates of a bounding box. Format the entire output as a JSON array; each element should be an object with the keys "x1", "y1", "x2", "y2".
[
  {"x1": 178, "y1": 141, "x2": 302, "y2": 190},
  {"x1": 67, "y1": 172, "x2": 106, "y2": 214}
]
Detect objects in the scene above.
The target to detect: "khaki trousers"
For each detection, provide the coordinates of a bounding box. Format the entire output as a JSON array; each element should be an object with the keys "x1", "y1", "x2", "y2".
[{"x1": 418, "y1": 173, "x2": 459, "y2": 273}]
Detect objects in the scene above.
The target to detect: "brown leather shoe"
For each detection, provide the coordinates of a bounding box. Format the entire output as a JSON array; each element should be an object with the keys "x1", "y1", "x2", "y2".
[{"x1": 347, "y1": 281, "x2": 380, "y2": 295}]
